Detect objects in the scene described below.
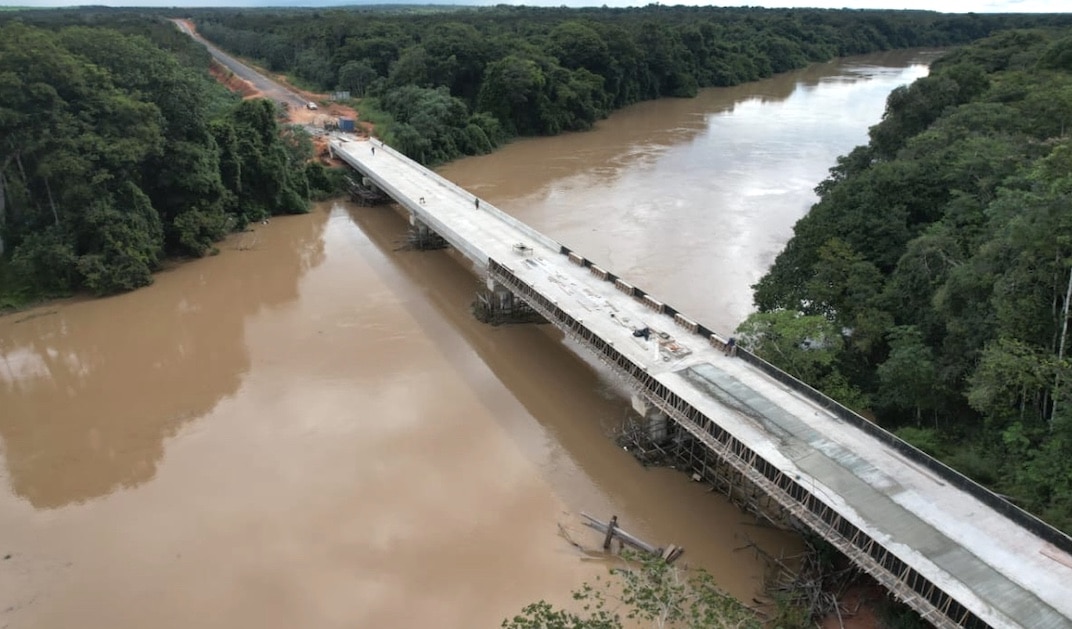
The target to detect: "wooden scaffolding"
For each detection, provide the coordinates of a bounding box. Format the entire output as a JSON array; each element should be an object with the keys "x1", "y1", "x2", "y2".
[{"x1": 487, "y1": 258, "x2": 991, "y2": 629}]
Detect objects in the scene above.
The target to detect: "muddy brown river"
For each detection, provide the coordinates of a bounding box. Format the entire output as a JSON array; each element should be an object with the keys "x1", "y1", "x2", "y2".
[{"x1": 0, "y1": 51, "x2": 932, "y2": 628}]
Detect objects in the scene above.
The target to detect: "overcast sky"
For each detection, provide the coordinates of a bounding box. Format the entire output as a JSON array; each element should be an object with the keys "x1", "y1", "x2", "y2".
[{"x1": 2, "y1": 0, "x2": 1068, "y2": 10}]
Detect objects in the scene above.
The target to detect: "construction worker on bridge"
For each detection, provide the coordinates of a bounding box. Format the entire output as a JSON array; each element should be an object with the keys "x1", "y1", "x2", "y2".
[{"x1": 724, "y1": 337, "x2": 737, "y2": 357}]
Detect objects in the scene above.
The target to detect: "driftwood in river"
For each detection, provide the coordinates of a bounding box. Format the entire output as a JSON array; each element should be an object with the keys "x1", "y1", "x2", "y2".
[{"x1": 580, "y1": 513, "x2": 685, "y2": 564}]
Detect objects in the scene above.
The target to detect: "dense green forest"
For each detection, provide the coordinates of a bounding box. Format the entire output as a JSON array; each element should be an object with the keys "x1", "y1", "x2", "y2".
[
  {"x1": 0, "y1": 15, "x2": 328, "y2": 305},
  {"x1": 2, "y1": 7, "x2": 1068, "y2": 304},
  {"x1": 4, "y1": 13, "x2": 1072, "y2": 541},
  {"x1": 191, "y1": 6, "x2": 1070, "y2": 164},
  {"x1": 738, "y1": 28, "x2": 1072, "y2": 533}
]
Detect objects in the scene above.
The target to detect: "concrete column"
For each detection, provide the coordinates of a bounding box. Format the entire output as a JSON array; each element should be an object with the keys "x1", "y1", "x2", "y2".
[
  {"x1": 631, "y1": 393, "x2": 668, "y2": 443},
  {"x1": 485, "y1": 277, "x2": 515, "y2": 311},
  {"x1": 410, "y1": 213, "x2": 430, "y2": 238}
]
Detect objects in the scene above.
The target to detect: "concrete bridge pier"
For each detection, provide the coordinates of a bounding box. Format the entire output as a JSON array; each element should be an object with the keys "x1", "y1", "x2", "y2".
[
  {"x1": 407, "y1": 213, "x2": 446, "y2": 250},
  {"x1": 631, "y1": 393, "x2": 669, "y2": 443},
  {"x1": 321, "y1": 132, "x2": 1072, "y2": 629},
  {"x1": 485, "y1": 277, "x2": 515, "y2": 312},
  {"x1": 473, "y1": 277, "x2": 543, "y2": 325}
]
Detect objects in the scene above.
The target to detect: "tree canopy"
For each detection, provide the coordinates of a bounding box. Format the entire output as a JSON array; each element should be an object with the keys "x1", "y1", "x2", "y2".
[
  {"x1": 0, "y1": 18, "x2": 319, "y2": 302},
  {"x1": 190, "y1": 6, "x2": 1070, "y2": 165},
  {"x1": 741, "y1": 26, "x2": 1072, "y2": 533},
  {"x1": 503, "y1": 553, "x2": 761, "y2": 629},
  {"x1": 4, "y1": 6, "x2": 1068, "y2": 304}
]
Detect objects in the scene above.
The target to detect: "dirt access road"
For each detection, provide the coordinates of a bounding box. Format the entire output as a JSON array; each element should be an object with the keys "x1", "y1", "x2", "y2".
[
  {"x1": 173, "y1": 19, "x2": 364, "y2": 159},
  {"x1": 173, "y1": 19, "x2": 316, "y2": 112}
]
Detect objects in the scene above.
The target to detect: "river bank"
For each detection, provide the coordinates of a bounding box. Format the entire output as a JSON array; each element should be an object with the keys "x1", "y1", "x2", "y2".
[
  {"x1": 0, "y1": 202, "x2": 801, "y2": 628},
  {"x1": 1, "y1": 51, "x2": 936, "y2": 628}
]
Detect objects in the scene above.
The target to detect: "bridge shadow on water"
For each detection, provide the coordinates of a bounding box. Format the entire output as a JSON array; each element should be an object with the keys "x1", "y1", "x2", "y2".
[
  {"x1": 342, "y1": 199, "x2": 804, "y2": 597},
  {"x1": 344, "y1": 201, "x2": 636, "y2": 476}
]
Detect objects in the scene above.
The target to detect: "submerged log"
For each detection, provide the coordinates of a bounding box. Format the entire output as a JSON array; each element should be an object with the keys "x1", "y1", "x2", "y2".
[
  {"x1": 603, "y1": 515, "x2": 619, "y2": 550},
  {"x1": 580, "y1": 513, "x2": 684, "y2": 563}
]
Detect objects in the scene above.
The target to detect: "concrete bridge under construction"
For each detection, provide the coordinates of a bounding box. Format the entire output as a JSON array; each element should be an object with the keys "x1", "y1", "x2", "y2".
[{"x1": 329, "y1": 134, "x2": 1072, "y2": 629}]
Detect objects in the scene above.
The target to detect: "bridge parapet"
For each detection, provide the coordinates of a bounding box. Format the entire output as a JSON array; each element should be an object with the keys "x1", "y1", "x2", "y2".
[
  {"x1": 642, "y1": 294, "x2": 665, "y2": 313},
  {"x1": 487, "y1": 259, "x2": 990, "y2": 629},
  {"x1": 734, "y1": 343, "x2": 1072, "y2": 559},
  {"x1": 332, "y1": 132, "x2": 1072, "y2": 629},
  {"x1": 673, "y1": 313, "x2": 699, "y2": 334},
  {"x1": 488, "y1": 256, "x2": 1072, "y2": 629},
  {"x1": 368, "y1": 137, "x2": 564, "y2": 255},
  {"x1": 557, "y1": 232, "x2": 1072, "y2": 562}
]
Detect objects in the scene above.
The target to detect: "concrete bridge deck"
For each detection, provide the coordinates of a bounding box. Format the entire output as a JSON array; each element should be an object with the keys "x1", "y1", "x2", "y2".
[{"x1": 330, "y1": 134, "x2": 1072, "y2": 629}]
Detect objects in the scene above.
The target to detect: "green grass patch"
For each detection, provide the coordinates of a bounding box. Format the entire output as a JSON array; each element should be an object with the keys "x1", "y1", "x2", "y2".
[
  {"x1": 350, "y1": 97, "x2": 394, "y2": 136},
  {"x1": 276, "y1": 72, "x2": 322, "y2": 95}
]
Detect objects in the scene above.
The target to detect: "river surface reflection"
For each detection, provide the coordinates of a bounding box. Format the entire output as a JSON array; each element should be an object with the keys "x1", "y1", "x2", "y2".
[
  {"x1": 0, "y1": 50, "x2": 934, "y2": 629},
  {"x1": 440, "y1": 49, "x2": 936, "y2": 333}
]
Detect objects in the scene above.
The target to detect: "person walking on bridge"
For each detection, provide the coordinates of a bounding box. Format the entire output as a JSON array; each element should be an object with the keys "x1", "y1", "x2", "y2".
[{"x1": 474, "y1": 198, "x2": 480, "y2": 210}]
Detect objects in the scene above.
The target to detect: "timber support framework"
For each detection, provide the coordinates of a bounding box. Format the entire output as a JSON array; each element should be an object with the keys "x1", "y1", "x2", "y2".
[
  {"x1": 488, "y1": 258, "x2": 987, "y2": 629},
  {"x1": 327, "y1": 133, "x2": 1072, "y2": 629}
]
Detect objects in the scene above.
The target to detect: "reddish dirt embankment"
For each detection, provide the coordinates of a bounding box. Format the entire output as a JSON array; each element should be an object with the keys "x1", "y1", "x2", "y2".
[
  {"x1": 181, "y1": 18, "x2": 366, "y2": 132},
  {"x1": 208, "y1": 61, "x2": 259, "y2": 99}
]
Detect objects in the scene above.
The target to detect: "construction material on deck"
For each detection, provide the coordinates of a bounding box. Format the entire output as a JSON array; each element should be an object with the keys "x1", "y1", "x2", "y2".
[{"x1": 581, "y1": 513, "x2": 685, "y2": 563}]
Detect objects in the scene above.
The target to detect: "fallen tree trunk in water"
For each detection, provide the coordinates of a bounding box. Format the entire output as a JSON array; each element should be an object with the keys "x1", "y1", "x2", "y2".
[{"x1": 580, "y1": 513, "x2": 684, "y2": 563}]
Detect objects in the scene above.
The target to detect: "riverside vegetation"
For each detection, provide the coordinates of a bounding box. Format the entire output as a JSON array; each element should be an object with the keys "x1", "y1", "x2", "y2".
[
  {"x1": 191, "y1": 6, "x2": 1069, "y2": 165},
  {"x1": 738, "y1": 27, "x2": 1072, "y2": 537},
  {"x1": 0, "y1": 15, "x2": 340, "y2": 306},
  {"x1": 2, "y1": 6, "x2": 1066, "y2": 304},
  {"x1": 187, "y1": 0, "x2": 1072, "y2": 547},
  {"x1": 3, "y1": 9, "x2": 1072, "y2": 626}
]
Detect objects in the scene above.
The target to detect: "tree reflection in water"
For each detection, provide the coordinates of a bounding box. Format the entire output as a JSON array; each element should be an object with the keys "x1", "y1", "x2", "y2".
[{"x1": 0, "y1": 209, "x2": 328, "y2": 508}]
